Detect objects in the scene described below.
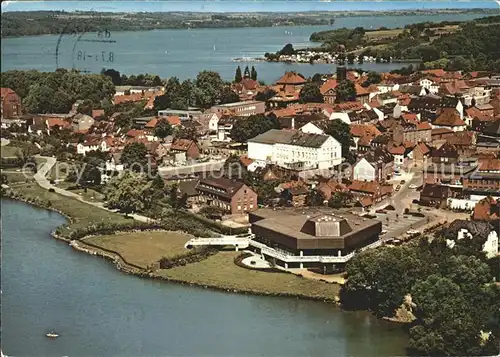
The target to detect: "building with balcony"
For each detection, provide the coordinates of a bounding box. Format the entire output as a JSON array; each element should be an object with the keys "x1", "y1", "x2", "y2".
[{"x1": 248, "y1": 207, "x2": 382, "y2": 272}]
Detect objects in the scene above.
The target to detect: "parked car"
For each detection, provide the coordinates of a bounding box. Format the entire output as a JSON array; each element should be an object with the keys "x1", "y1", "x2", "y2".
[
  {"x1": 376, "y1": 209, "x2": 387, "y2": 214},
  {"x1": 409, "y1": 184, "x2": 418, "y2": 189},
  {"x1": 412, "y1": 199, "x2": 420, "y2": 204},
  {"x1": 406, "y1": 229, "x2": 419, "y2": 235},
  {"x1": 400, "y1": 180, "x2": 406, "y2": 184},
  {"x1": 395, "y1": 185, "x2": 401, "y2": 191},
  {"x1": 381, "y1": 230, "x2": 388, "y2": 235}
]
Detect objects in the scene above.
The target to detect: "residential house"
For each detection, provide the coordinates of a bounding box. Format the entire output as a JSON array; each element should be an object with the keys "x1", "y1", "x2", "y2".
[
  {"x1": 77, "y1": 136, "x2": 110, "y2": 155},
  {"x1": 1, "y1": 88, "x2": 22, "y2": 118},
  {"x1": 392, "y1": 121, "x2": 432, "y2": 144},
  {"x1": 350, "y1": 124, "x2": 382, "y2": 152},
  {"x1": 432, "y1": 108, "x2": 466, "y2": 132},
  {"x1": 279, "y1": 181, "x2": 309, "y2": 207},
  {"x1": 431, "y1": 142, "x2": 460, "y2": 164},
  {"x1": 196, "y1": 177, "x2": 258, "y2": 215},
  {"x1": 177, "y1": 180, "x2": 200, "y2": 207},
  {"x1": 105, "y1": 152, "x2": 124, "y2": 173},
  {"x1": 232, "y1": 78, "x2": 260, "y2": 101},
  {"x1": 71, "y1": 114, "x2": 95, "y2": 133},
  {"x1": 446, "y1": 220, "x2": 498, "y2": 259},
  {"x1": 409, "y1": 142, "x2": 432, "y2": 165},
  {"x1": 316, "y1": 179, "x2": 348, "y2": 201},
  {"x1": 91, "y1": 109, "x2": 105, "y2": 120},
  {"x1": 248, "y1": 129, "x2": 342, "y2": 171},
  {"x1": 472, "y1": 196, "x2": 500, "y2": 221},
  {"x1": 352, "y1": 148, "x2": 394, "y2": 182},
  {"x1": 320, "y1": 79, "x2": 338, "y2": 104},
  {"x1": 418, "y1": 77, "x2": 440, "y2": 94},
  {"x1": 419, "y1": 184, "x2": 452, "y2": 207},
  {"x1": 170, "y1": 138, "x2": 200, "y2": 160},
  {"x1": 348, "y1": 180, "x2": 393, "y2": 207}
]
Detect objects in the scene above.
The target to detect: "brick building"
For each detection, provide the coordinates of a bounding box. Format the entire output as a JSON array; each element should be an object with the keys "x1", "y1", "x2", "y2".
[
  {"x1": 1, "y1": 88, "x2": 22, "y2": 119},
  {"x1": 196, "y1": 177, "x2": 258, "y2": 215}
]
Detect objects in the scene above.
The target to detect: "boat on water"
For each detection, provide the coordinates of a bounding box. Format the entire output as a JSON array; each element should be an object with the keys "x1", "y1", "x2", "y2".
[{"x1": 46, "y1": 331, "x2": 59, "y2": 338}]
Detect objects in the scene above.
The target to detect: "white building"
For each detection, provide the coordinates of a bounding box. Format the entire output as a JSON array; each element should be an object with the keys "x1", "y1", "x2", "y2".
[
  {"x1": 446, "y1": 226, "x2": 499, "y2": 259},
  {"x1": 77, "y1": 138, "x2": 110, "y2": 156},
  {"x1": 299, "y1": 122, "x2": 325, "y2": 135},
  {"x1": 419, "y1": 78, "x2": 439, "y2": 94},
  {"x1": 248, "y1": 129, "x2": 342, "y2": 170},
  {"x1": 352, "y1": 158, "x2": 376, "y2": 181}
]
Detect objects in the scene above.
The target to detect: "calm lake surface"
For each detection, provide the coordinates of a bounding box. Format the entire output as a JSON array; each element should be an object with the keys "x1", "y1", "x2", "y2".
[
  {"x1": 0, "y1": 13, "x2": 486, "y2": 83},
  {"x1": 1, "y1": 199, "x2": 408, "y2": 356}
]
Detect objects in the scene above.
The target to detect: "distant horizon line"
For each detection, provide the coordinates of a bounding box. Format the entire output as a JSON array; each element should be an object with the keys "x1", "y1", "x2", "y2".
[{"x1": 3, "y1": 7, "x2": 498, "y2": 14}]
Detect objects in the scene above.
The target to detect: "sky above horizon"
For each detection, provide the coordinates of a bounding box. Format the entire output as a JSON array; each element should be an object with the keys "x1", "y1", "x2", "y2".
[{"x1": 2, "y1": 1, "x2": 499, "y2": 13}]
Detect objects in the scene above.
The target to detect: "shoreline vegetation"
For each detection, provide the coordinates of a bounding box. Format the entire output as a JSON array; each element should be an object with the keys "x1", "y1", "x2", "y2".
[
  {"x1": 1, "y1": 180, "x2": 342, "y2": 304},
  {"x1": 1, "y1": 9, "x2": 496, "y2": 38},
  {"x1": 262, "y1": 15, "x2": 500, "y2": 69}
]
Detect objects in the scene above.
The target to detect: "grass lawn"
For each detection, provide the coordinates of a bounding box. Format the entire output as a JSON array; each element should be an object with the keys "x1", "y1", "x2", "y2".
[
  {"x1": 48, "y1": 161, "x2": 70, "y2": 181},
  {"x1": 85, "y1": 231, "x2": 194, "y2": 268},
  {"x1": 158, "y1": 251, "x2": 340, "y2": 301},
  {"x1": 1, "y1": 169, "x2": 34, "y2": 183},
  {"x1": 365, "y1": 28, "x2": 403, "y2": 39},
  {"x1": 12, "y1": 182, "x2": 129, "y2": 232},
  {"x1": 1, "y1": 145, "x2": 22, "y2": 158}
]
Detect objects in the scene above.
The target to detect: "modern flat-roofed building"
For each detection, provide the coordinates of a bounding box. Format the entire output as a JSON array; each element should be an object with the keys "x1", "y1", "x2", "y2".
[
  {"x1": 157, "y1": 109, "x2": 202, "y2": 121},
  {"x1": 248, "y1": 207, "x2": 382, "y2": 271},
  {"x1": 209, "y1": 100, "x2": 266, "y2": 117}
]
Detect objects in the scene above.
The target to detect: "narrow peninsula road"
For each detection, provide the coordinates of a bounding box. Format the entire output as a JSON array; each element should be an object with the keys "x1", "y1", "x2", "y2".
[{"x1": 33, "y1": 155, "x2": 151, "y2": 223}]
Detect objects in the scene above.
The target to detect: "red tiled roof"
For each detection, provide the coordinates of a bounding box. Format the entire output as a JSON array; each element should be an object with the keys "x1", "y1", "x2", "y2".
[
  {"x1": 0, "y1": 88, "x2": 16, "y2": 97},
  {"x1": 145, "y1": 117, "x2": 159, "y2": 128},
  {"x1": 239, "y1": 155, "x2": 254, "y2": 167},
  {"x1": 46, "y1": 118, "x2": 70, "y2": 128},
  {"x1": 355, "y1": 84, "x2": 370, "y2": 96},
  {"x1": 114, "y1": 93, "x2": 144, "y2": 105},
  {"x1": 276, "y1": 72, "x2": 306, "y2": 85},
  {"x1": 472, "y1": 196, "x2": 499, "y2": 221},
  {"x1": 320, "y1": 79, "x2": 338, "y2": 95},
  {"x1": 350, "y1": 123, "x2": 381, "y2": 139},
  {"x1": 434, "y1": 108, "x2": 465, "y2": 127},
  {"x1": 91, "y1": 109, "x2": 105, "y2": 119},
  {"x1": 416, "y1": 122, "x2": 432, "y2": 130},
  {"x1": 415, "y1": 142, "x2": 431, "y2": 155},
  {"x1": 171, "y1": 138, "x2": 195, "y2": 151},
  {"x1": 167, "y1": 116, "x2": 181, "y2": 126},
  {"x1": 388, "y1": 145, "x2": 405, "y2": 155},
  {"x1": 126, "y1": 129, "x2": 145, "y2": 138},
  {"x1": 478, "y1": 158, "x2": 500, "y2": 172},
  {"x1": 334, "y1": 101, "x2": 364, "y2": 112}
]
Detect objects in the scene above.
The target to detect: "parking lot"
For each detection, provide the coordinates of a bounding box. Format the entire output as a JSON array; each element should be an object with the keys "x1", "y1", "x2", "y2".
[{"x1": 374, "y1": 213, "x2": 427, "y2": 240}]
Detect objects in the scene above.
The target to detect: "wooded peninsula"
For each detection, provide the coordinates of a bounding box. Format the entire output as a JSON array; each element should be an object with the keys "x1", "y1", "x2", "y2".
[{"x1": 1, "y1": 8, "x2": 497, "y2": 38}]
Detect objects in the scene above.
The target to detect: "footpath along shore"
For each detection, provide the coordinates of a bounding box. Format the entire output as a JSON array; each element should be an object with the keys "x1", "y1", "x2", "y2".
[{"x1": 3, "y1": 155, "x2": 342, "y2": 303}]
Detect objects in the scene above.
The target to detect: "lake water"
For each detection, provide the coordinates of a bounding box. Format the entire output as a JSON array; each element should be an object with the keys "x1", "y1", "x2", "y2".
[
  {"x1": 0, "y1": 13, "x2": 487, "y2": 83},
  {"x1": 0, "y1": 199, "x2": 408, "y2": 357}
]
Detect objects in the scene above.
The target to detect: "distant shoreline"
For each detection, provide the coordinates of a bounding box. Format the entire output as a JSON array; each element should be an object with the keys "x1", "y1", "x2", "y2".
[{"x1": 1, "y1": 9, "x2": 495, "y2": 39}]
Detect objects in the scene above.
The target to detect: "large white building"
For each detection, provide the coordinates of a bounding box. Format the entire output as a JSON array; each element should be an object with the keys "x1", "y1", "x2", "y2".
[{"x1": 248, "y1": 129, "x2": 342, "y2": 170}]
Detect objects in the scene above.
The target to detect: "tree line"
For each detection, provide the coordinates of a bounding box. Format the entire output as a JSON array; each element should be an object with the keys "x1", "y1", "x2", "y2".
[{"x1": 342, "y1": 229, "x2": 500, "y2": 356}]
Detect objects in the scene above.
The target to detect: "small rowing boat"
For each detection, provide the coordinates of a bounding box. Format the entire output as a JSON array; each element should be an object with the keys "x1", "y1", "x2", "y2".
[{"x1": 46, "y1": 331, "x2": 59, "y2": 339}]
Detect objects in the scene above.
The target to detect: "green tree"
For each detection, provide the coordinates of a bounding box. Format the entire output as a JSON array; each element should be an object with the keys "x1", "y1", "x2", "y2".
[
  {"x1": 195, "y1": 71, "x2": 224, "y2": 108},
  {"x1": 154, "y1": 118, "x2": 173, "y2": 140},
  {"x1": 323, "y1": 120, "x2": 354, "y2": 159},
  {"x1": 234, "y1": 66, "x2": 242, "y2": 83},
  {"x1": 255, "y1": 88, "x2": 277, "y2": 102},
  {"x1": 251, "y1": 66, "x2": 258, "y2": 81},
  {"x1": 367, "y1": 71, "x2": 382, "y2": 85},
  {"x1": 299, "y1": 82, "x2": 324, "y2": 103},
  {"x1": 305, "y1": 189, "x2": 325, "y2": 206},
  {"x1": 279, "y1": 43, "x2": 295, "y2": 56},
  {"x1": 101, "y1": 68, "x2": 122, "y2": 85},
  {"x1": 346, "y1": 53, "x2": 355, "y2": 65},
  {"x1": 106, "y1": 171, "x2": 151, "y2": 216},
  {"x1": 121, "y1": 142, "x2": 148, "y2": 172},
  {"x1": 243, "y1": 66, "x2": 251, "y2": 79},
  {"x1": 230, "y1": 114, "x2": 280, "y2": 143},
  {"x1": 220, "y1": 87, "x2": 240, "y2": 104},
  {"x1": 335, "y1": 80, "x2": 356, "y2": 102}
]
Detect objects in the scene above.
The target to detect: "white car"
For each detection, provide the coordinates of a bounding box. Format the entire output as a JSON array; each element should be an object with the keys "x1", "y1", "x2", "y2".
[
  {"x1": 408, "y1": 184, "x2": 418, "y2": 189},
  {"x1": 406, "y1": 229, "x2": 419, "y2": 235},
  {"x1": 381, "y1": 230, "x2": 388, "y2": 235}
]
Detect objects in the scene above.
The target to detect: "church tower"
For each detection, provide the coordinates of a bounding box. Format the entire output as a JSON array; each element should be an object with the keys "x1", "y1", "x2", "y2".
[{"x1": 336, "y1": 44, "x2": 347, "y2": 82}]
